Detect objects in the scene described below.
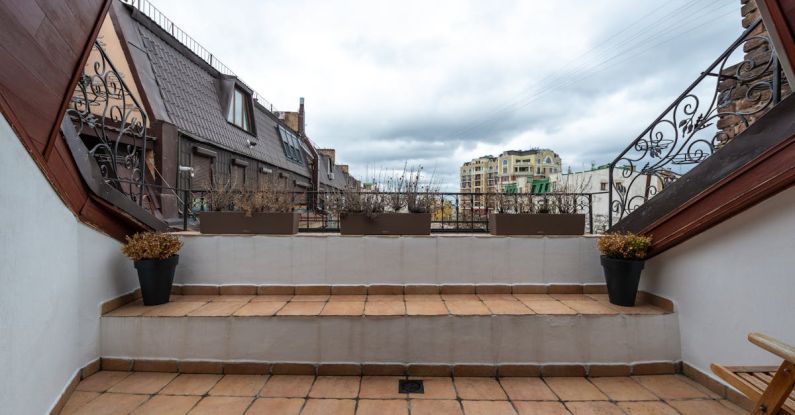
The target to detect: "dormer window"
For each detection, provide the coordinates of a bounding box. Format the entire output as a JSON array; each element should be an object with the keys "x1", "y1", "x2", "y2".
[
  {"x1": 277, "y1": 125, "x2": 303, "y2": 165},
  {"x1": 227, "y1": 87, "x2": 252, "y2": 132}
]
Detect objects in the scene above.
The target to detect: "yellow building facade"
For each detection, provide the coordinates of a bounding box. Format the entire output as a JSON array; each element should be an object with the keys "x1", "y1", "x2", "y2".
[{"x1": 459, "y1": 149, "x2": 562, "y2": 195}]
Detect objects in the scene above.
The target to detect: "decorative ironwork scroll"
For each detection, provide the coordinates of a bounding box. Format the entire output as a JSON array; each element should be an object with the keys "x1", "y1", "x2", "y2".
[
  {"x1": 66, "y1": 41, "x2": 149, "y2": 205},
  {"x1": 608, "y1": 19, "x2": 785, "y2": 227}
]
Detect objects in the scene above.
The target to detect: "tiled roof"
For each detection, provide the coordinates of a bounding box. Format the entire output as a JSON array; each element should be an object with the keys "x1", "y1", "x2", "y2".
[
  {"x1": 317, "y1": 156, "x2": 353, "y2": 189},
  {"x1": 134, "y1": 20, "x2": 311, "y2": 177}
]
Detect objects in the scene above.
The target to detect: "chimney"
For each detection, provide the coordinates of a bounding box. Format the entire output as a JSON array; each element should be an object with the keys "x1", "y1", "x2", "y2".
[
  {"x1": 298, "y1": 97, "x2": 305, "y2": 137},
  {"x1": 338, "y1": 164, "x2": 349, "y2": 174},
  {"x1": 317, "y1": 149, "x2": 335, "y2": 165}
]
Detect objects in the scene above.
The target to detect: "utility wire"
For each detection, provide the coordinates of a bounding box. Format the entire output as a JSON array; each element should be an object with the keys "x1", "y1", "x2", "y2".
[{"x1": 451, "y1": 0, "x2": 739, "y2": 140}]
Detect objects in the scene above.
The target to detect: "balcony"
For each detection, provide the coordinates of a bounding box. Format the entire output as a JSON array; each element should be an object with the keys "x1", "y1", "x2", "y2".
[{"x1": 2, "y1": 0, "x2": 795, "y2": 414}]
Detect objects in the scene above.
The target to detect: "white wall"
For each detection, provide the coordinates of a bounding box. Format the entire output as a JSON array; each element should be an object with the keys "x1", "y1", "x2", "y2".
[
  {"x1": 641, "y1": 186, "x2": 795, "y2": 377},
  {"x1": 0, "y1": 115, "x2": 139, "y2": 414},
  {"x1": 102, "y1": 314, "x2": 680, "y2": 365},
  {"x1": 176, "y1": 234, "x2": 603, "y2": 286}
]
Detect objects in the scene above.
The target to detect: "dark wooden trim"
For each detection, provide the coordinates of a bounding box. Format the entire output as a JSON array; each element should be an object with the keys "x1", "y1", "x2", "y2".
[
  {"x1": 43, "y1": 0, "x2": 112, "y2": 161},
  {"x1": 0, "y1": 0, "x2": 163, "y2": 242},
  {"x1": 759, "y1": 0, "x2": 795, "y2": 83},
  {"x1": 612, "y1": 95, "x2": 795, "y2": 256},
  {"x1": 193, "y1": 146, "x2": 218, "y2": 158},
  {"x1": 647, "y1": 137, "x2": 795, "y2": 255},
  {"x1": 232, "y1": 158, "x2": 249, "y2": 167},
  {"x1": 108, "y1": 2, "x2": 157, "y2": 125}
]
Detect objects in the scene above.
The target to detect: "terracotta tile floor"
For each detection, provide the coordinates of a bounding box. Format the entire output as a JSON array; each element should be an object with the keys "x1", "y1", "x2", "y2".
[
  {"x1": 105, "y1": 293, "x2": 668, "y2": 317},
  {"x1": 62, "y1": 372, "x2": 746, "y2": 414}
]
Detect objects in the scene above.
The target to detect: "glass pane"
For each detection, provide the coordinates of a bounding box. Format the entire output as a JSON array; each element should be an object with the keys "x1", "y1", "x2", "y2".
[
  {"x1": 241, "y1": 101, "x2": 249, "y2": 131},
  {"x1": 234, "y1": 90, "x2": 243, "y2": 126},
  {"x1": 226, "y1": 95, "x2": 235, "y2": 123}
]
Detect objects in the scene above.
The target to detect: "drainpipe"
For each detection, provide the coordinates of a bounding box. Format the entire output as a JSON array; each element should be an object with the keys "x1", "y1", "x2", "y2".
[{"x1": 298, "y1": 97, "x2": 320, "y2": 209}]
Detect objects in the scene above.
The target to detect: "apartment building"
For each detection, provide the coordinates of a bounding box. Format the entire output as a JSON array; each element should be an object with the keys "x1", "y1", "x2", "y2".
[{"x1": 459, "y1": 149, "x2": 562, "y2": 211}]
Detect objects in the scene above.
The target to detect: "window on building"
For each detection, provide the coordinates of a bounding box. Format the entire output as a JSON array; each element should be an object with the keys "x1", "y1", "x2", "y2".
[
  {"x1": 545, "y1": 156, "x2": 552, "y2": 164},
  {"x1": 192, "y1": 155, "x2": 213, "y2": 190},
  {"x1": 502, "y1": 159, "x2": 508, "y2": 165},
  {"x1": 600, "y1": 182, "x2": 608, "y2": 191},
  {"x1": 278, "y1": 126, "x2": 304, "y2": 165},
  {"x1": 227, "y1": 87, "x2": 253, "y2": 132},
  {"x1": 232, "y1": 165, "x2": 245, "y2": 190}
]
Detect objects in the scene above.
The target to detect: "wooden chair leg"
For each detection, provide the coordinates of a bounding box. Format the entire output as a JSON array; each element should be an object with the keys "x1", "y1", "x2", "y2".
[{"x1": 751, "y1": 361, "x2": 795, "y2": 415}]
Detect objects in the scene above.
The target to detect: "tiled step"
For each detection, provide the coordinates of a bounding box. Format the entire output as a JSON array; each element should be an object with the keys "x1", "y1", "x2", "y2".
[
  {"x1": 60, "y1": 371, "x2": 745, "y2": 415},
  {"x1": 101, "y1": 290, "x2": 679, "y2": 366}
]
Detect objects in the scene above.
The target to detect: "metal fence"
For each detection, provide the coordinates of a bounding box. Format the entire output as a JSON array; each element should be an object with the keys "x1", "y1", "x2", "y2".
[
  {"x1": 175, "y1": 189, "x2": 600, "y2": 234},
  {"x1": 608, "y1": 19, "x2": 786, "y2": 227}
]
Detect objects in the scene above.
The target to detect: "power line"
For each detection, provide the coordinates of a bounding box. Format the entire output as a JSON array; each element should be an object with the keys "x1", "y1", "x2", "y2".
[
  {"x1": 452, "y1": 0, "x2": 734, "y2": 139},
  {"x1": 451, "y1": 0, "x2": 738, "y2": 140}
]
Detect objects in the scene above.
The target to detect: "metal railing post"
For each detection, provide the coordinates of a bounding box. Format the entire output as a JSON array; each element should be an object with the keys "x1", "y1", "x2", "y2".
[
  {"x1": 608, "y1": 166, "x2": 614, "y2": 228},
  {"x1": 773, "y1": 56, "x2": 782, "y2": 105},
  {"x1": 469, "y1": 194, "x2": 474, "y2": 230},
  {"x1": 588, "y1": 194, "x2": 594, "y2": 234},
  {"x1": 183, "y1": 189, "x2": 189, "y2": 231}
]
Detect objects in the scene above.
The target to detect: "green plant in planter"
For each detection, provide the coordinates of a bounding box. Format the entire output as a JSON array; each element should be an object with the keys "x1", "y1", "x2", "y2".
[
  {"x1": 597, "y1": 232, "x2": 652, "y2": 307},
  {"x1": 122, "y1": 232, "x2": 183, "y2": 306}
]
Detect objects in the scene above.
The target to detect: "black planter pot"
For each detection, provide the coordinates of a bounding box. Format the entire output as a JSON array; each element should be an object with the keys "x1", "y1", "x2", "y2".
[
  {"x1": 600, "y1": 256, "x2": 644, "y2": 307},
  {"x1": 134, "y1": 255, "x2": 179, "y2": 306}
]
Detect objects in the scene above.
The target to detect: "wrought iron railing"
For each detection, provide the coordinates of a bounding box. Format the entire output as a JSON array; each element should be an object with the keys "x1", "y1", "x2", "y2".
[
  {"x1": 66, "y1": 41, "x2": 150, "y2": 206},
  {"x1": 179, "y1": 190, "x2": 600, "y2": 234},
  {"x1": 120, "y1": 0, "x2": 276, "y2": 112},
  {"x1": 608, "y1": 19, "x2": 785, "y2": 227}
]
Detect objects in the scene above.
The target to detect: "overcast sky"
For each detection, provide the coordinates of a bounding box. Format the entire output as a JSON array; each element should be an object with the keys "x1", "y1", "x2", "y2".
[{"x1": 149, "y1": 0, "x2": 743, "y2": 189}]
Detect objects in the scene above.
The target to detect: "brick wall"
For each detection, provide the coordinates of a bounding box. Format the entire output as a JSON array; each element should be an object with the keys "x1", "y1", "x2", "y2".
[{"x1": 716, "y1": 0, "x2": 792, "y2": 147}]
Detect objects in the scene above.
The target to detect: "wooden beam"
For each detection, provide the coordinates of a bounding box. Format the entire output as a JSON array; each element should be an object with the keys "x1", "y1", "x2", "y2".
[
  {"x1": 43, "y1": 0, "x2": 111, "y2": 160},
  {"x1": 758, "y1": 0, "x2": 795, "y2": 84}
]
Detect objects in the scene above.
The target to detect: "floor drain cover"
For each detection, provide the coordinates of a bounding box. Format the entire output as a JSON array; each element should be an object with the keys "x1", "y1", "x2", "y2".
[{"x1": 398, "y1": 379, "x2": 424, "y2": 394}]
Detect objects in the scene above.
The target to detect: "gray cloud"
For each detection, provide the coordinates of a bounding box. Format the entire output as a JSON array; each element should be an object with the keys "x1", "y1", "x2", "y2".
[{"x1": 150, "y1": 0, "x2": 743, "y2": 189}]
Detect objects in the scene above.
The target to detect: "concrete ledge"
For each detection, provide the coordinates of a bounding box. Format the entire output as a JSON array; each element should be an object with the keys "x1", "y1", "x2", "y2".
[
  {"x1": 175, "y1": 234, "x2": 602, "y2": 285},
  {"x1": 101, "y1": 313, "x2": 679, "y2": 365},
  {"x1": 96, "y1": 357, "x2": 681, "y2": 377}
]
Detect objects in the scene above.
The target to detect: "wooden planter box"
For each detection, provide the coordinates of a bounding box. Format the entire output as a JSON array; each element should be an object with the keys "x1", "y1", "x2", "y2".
[
  {"x1": 198, "y1": 212, "x2": 299, "y2": 235},
  {"x1": 489, "y1": 213, "x2": 585, "y2": 236},
  {"x1": 340, "y1": 213, "x2": 431, "y2": 235}
]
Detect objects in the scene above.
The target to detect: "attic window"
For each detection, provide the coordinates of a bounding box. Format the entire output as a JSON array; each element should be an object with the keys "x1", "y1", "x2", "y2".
[
  {"x1": 277, "y1": 125, "x2": 304, "y2": 165},
  {"x1": 227, "y1": 87, "x2": 253, "y2": 132}
]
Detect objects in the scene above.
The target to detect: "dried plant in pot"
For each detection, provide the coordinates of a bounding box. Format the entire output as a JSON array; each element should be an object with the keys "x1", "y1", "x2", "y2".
[
  {"x1": 337, "y1": 165, "x2": 432, "y2": 235},
  {"x1": 597, "y1": 232, "x2": 652, "y2": 306},
  {"x1": 122, "y1": 232, "x2": 183, "y2": 305},
  {"x1": 488, "y1": 191, "x2": 585, "y2": 236},
  {"x1": 198, "y1": 176, "x2": 299, "y2": 234}
]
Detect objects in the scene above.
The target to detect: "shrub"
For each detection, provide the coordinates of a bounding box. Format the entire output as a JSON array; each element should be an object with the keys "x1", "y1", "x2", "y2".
[
  {"x1": 597, "y1": 232, "x2": 652, "y2": 260},
  {"x1": 122, "y1": 232, "x2": 183, "y2": 261},
  {"x1": 237, "y1": 176, "x2": 294, "y2": 215}
]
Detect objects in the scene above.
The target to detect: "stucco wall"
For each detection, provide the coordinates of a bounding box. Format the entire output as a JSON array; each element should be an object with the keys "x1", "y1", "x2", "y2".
[
  {"x1": 0, "y1": 115, "x2": 139, "y2": 414},
  {"x1": 176, "y1": 234, "x2": 603, "y2": 285},
  {"x1": 641, "y1": 185, "x2": 795, "y2": 378}
]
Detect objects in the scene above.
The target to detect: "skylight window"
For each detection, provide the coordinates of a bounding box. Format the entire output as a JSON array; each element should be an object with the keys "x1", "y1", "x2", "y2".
[
  {"x1": 227, "y1": 87, "x2": 252, "y2": 132},
  {"x1": 278, "y1": 125, "x2": 303, "y2": 165}
]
